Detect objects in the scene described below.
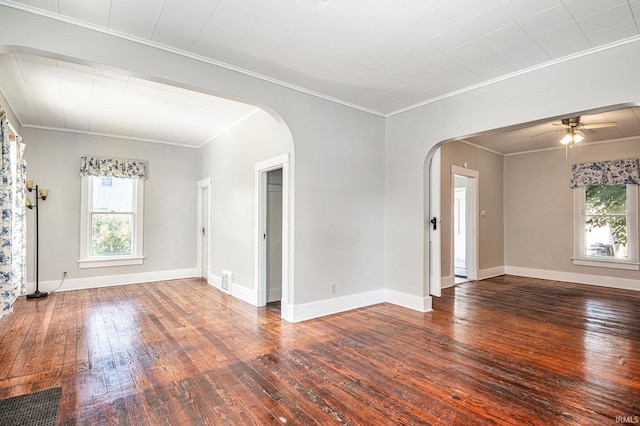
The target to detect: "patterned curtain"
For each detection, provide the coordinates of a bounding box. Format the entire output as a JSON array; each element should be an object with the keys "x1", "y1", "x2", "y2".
[
  {"x1": 570, "y1": 158, "x2": 640, "y2": 188},
  {"x1": 80, "y1": 156, "x2": 146, "y2": 179},
  {"x1": 12, "y1": 141, "x2": 27, "y2": 301},
  {"x1": 0, "y1": 114, "x2": 27, "y2": 317}
]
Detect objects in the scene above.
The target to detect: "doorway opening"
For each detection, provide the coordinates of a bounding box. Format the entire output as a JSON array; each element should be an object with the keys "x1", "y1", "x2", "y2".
[
  {"x1": 255, "y1": 153, "x2": 290, "y2": 318},
  {"x1": 452, "y1": 167, "x2": 478, "y2": 284},
  {"x1": 196, "y1": 178, "x2": 212, "y2": 280},
  {"x1": 266, "y1": 168, "x2": 283, "y2": 304}
]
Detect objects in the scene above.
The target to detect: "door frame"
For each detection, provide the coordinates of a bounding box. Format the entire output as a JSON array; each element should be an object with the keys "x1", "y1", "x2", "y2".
[
  {"x1": 255, "y1": 154, "x2": 290, "y2": 317},
  {"x1": 196, "y1": 178, "x2": 211, "y2": 280},
  {"x1": 451, "y1": 165, "x2": 479, "y2": 281}
]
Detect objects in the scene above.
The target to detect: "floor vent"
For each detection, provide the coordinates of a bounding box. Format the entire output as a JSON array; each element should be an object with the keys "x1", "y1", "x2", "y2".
[{"x1": 221, "y1": 270, "x2": 232, "y2": 294}]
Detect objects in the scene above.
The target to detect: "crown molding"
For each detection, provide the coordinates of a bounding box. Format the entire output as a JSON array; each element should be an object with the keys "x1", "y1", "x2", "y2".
[
  {"x1": 22, "y1": 124, "x2": 200, "y2": 148},
  {"x1": 457, "y1": 139, "x2": 504, "y2": 156},
  {"x1": 386, "y1": 34, "x2": 640, "y2": 117},
  {"x1": 503, "y1": 135, "x2": 640, "y2": 157}
]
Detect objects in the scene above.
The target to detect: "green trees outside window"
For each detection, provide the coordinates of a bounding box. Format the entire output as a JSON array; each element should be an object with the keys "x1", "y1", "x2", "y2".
[
  {"x1": 585, "y1": 184, "x2": 627, "y2": 258},
  {"x1": 91, "y1": 214, "x2": 133, "y2": 256}
]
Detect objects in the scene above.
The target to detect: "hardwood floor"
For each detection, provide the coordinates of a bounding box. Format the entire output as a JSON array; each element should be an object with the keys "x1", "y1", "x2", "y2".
[{"x1": 0, "y1": 276, "x2": 639, "y2": 425}]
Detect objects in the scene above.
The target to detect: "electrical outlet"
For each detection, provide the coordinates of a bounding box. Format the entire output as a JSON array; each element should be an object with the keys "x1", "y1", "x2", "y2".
[
  {"x1": 63, "y1": 271, "x2": 67, "y2": 277},
  {"x1": 331, "y1": 283, "x2": 336, "y2": 294}
]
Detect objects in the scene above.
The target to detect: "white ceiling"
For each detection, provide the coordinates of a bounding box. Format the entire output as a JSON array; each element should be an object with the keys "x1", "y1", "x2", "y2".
[
  {"x1": 0, "y1": 52, "x2": 260, "y2": 148},
  {"x1": 465, "y1": 106, "x2": 640, "y2": 155},
  {"x1": 1, "y1": 0, "x2": 640, "y2": 149}
]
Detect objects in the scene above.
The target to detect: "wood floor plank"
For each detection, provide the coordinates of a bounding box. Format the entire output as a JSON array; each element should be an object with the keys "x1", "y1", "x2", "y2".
[{"x1": 1, "y1": 276, "x2": 639, "y2": 424}]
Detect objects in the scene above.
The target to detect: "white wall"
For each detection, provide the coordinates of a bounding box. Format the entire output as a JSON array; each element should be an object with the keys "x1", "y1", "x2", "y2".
[
  {"x1": 6, "y1": 5, "x2": 638, "y2": 318},
  {"x1": 198, "y1": 110, "x2": 290, "y2": 298},
  {"x1": 0, "y1": 89, "x2": 20, "y2": 133},
  {"x1": 198, "y1": 102, "x2": 389, "y2": 320},
  {"x1": 0, "y1": 6, "x2": 387, "y2": 316},
  {"x1": 386, "y1": 39, "x2": 640, "y2": 302},
  {"x1": 23, "y1": 127, "x2": 198, "y2": 291}
]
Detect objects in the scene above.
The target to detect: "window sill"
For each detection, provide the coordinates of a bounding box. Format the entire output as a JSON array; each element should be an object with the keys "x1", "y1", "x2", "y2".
[
  {"x1": 78, "y1": 256, "x2": 145, "y2": 269},
  {"x1": 572, "y1": 257, "x2": 640, "y2": 271}
]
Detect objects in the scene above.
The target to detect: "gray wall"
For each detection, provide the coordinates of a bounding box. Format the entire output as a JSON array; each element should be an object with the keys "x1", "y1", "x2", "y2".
[
  {"x1": 504, "y1": 139, "x2": 640, "y2": 280},
  {"x1": 440, "y1": 141, "x2": 504, "y2": 277},
  {"x1": 23, "y1": 127, "x2": 198, "y2": 283}
]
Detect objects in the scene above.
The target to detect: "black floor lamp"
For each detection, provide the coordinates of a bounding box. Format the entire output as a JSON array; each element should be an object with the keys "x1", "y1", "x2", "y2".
[{"x1": 26, "y1": 180, "x2": 49, "y2": 299}]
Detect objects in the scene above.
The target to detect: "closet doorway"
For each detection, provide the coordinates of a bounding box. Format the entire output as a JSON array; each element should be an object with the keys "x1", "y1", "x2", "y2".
[{"x1": 266, "y1": 168, "x2": 283, "y2": 303}]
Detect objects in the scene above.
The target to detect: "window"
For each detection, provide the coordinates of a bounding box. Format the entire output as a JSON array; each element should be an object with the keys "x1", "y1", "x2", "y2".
[
  {"x1": 91, "y1": 177, "x2": 134, "y2": 257},
  {"x1": 574, "y1": 184, "x2": 638, "y2": 270},
  {"x1": 79, "y1": 157, "x2": 145, "y2": 268}
]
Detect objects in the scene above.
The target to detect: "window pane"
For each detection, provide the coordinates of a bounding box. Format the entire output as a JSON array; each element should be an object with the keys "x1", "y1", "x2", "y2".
[
  {"x1": 92, "y1": 177, "x2": 134, "y2": 212},
  {"x1": 585, "y1": 215, "x2": 627, "y2": 259},
  {"x1": 91, "y1": 214, "x2": 133, "y2": 256},
  {"x1": 585, "y1": 184, "x2": 626, "y2": 215}
]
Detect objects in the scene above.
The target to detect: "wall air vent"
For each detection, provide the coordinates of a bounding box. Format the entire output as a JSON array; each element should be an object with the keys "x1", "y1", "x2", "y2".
[{"x1": 221, "y1": 270, "x2": 232, "y2": 294}]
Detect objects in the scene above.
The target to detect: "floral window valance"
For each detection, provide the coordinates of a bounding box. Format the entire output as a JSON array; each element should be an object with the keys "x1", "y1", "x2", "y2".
[
  {"x1": 570, "y1": 158, "x2": 640, "y2": 188},
  {"x1": 80, "y1": 156, "x2": 146, "y2": 180}
]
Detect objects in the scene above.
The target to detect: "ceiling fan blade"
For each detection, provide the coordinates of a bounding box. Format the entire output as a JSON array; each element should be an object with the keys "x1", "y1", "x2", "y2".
[
  {"x1": 576, "y1": 130, "x2": 585, "y2": 138},
  {"x1": 530, "y1": 129, "x2": 565, "y2": 138},
  {"x1": 580, "y1": 122, "x2": 617, "y2": 129}
]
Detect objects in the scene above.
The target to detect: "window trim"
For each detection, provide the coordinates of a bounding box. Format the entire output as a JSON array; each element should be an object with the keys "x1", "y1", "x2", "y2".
[
  {"x1": 573, "y1": 184, "x2": 639, "y2": 270},
  {"x1": 79, "y1": 176, "x2": 145, "y2": 268}
]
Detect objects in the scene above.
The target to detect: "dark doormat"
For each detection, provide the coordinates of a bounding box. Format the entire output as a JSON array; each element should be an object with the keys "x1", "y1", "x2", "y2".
[{"x1": 0, "y1": 387, "x2": 61, "y2": 426}]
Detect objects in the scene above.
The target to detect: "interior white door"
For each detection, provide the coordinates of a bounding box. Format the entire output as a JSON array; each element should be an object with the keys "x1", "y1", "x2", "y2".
[
  {"x1": 201, "y1": 186, "x2": 209, "y2": 279},
  {"x1": 429, "y1": 148, "x2": 441, "y2": 297},
  {"x1": 196, "y1": 178, "x2": 211, "y2": 281}
]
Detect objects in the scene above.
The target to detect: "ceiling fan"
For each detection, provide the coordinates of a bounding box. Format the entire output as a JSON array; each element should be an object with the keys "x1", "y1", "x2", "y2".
[{"x1": 544, "y1": 116, "x2": 617, "y2": 146}]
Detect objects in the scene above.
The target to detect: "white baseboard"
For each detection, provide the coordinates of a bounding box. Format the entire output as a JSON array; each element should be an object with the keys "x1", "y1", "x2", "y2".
[
  {"x1": 290, "y1": 289, "x2": 386, "y2": 323},
  {"x1": 232, "y1": 282, "x2": 258, "y2": 306},
  {"x1": 207, "y1": 272, "x2": 221, "y2": 288},
  {"x1": 268, "y1": 289, "x2": 282, "y2": 303},
  {"x1": 28, "y1": 268, "x2": 199, "y2": 293},
  {"x1": 384, "y1": 289, "x2": 432, "y2": 313},
  {"x1": 206, "y1": 275, "x2": 393, "y2": 322},
  {"x1": 478, "y1": 266, "x2": 505, "y2": 280},
  {"x1": 208, "y1": 273, "x2": 258, "y2": 306},
  {"x1": 505, "y1": 266, "x2": 640, "y2": 291},
  {"x1": 287, "y1": 288, "x2": 432, "y2": 323},
  {"x1": 441, "y1": 275, "x2": 455, "y2": 288}
]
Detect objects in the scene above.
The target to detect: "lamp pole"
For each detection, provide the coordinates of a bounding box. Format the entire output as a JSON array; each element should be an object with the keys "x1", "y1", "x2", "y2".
[{"x1": 26, "y1": 182, "x2": 48, "y2": 299}]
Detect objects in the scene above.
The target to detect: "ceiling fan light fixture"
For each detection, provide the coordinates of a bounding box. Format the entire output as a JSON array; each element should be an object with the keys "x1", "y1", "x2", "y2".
[
  {"x1": 560, "y1": 128, "x2": 585, "y2": 145},
  {"x1": 560, "y1": 131, "x2": 573, "y2": 145},
  {"x1": 573, "y1": 131, "x2": 585, "y2": 143}
]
